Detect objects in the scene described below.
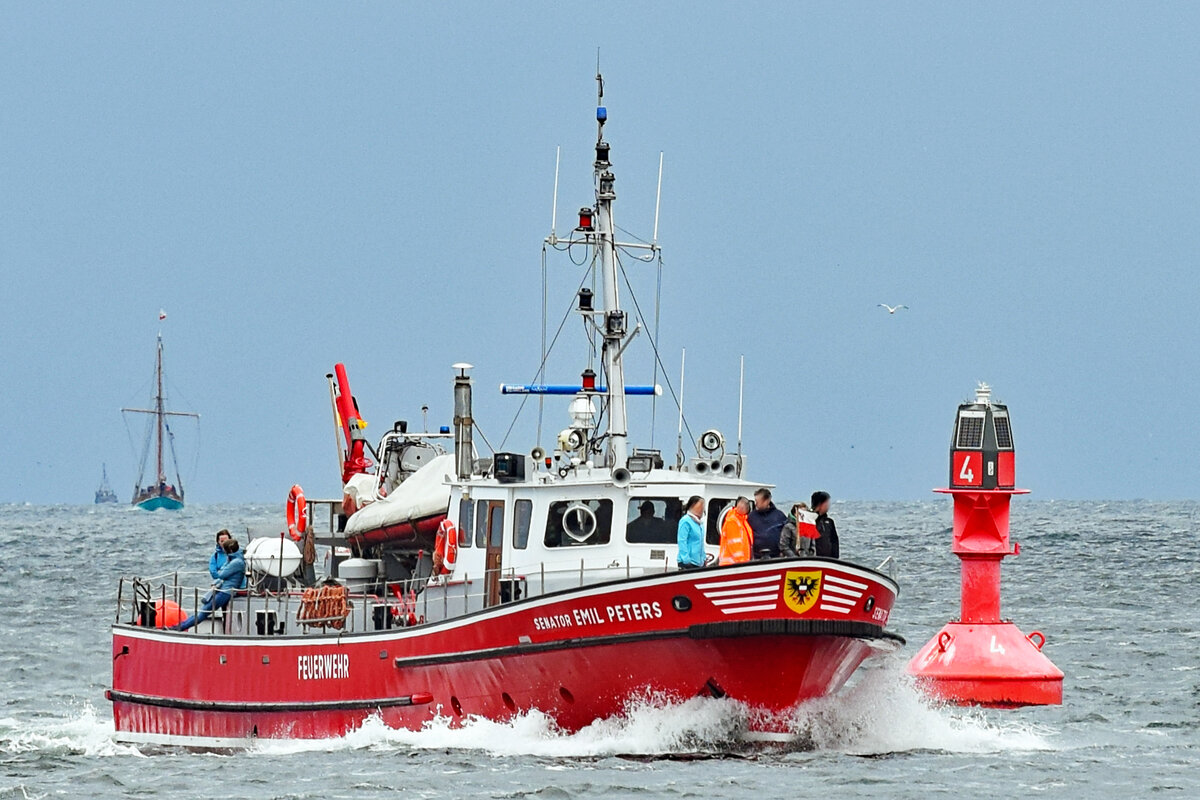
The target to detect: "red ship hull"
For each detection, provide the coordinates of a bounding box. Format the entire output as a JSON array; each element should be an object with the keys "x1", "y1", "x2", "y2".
[{"x1": 110, "y1": 560, "x2": 900, "y2": 748}]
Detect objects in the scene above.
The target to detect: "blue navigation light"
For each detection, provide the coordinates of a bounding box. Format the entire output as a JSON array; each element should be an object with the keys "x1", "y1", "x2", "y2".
[
  {"x1": 440, "y1": 425, "x2": 451, "y2": 434},
  {"x1": 596, "y1": 106, "x2": 607, "y2": 122}
]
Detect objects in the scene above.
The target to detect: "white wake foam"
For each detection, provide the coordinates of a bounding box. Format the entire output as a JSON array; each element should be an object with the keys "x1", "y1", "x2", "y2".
[
  {"x1": 254, "y1": 662, "x2": 1054, "y2": 758},
  {"x1": 0, "y1": 705, "x2": 142, "y2": 758},
  {"x1": 252, "y1": 694, "x2": 745, "y2": 758},
  {"x1": 2, "y1": 664, "x2": 1053, "y2": 759},
  {"x1": 787, "y1": 660, "x2": 1056, "y2": 755}
]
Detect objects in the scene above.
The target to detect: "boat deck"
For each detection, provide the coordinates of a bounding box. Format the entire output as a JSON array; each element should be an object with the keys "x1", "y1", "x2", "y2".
[{"x1": 114, "y1": 558, "x2": 682, "y2": 639}]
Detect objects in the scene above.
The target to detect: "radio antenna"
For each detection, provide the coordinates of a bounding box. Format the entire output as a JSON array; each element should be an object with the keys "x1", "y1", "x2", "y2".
[
  {"x1": 737, "y1": 355, "x2": 745, "y2": 457},
  {"x1": 652, "y1": 151, "x2": 664, "y2": 245},
  {"x1": 549, "y1": 145, "x2": 561, "y2": 238},
  {"x1": 676, "y1": 348, "x2": 686, "y2": 468}
]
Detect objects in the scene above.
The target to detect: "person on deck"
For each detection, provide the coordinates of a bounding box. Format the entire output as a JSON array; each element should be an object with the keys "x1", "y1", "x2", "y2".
[
  {"x1": 718, "y1": 497, "x2": 755, "y2": 565},
  {"x1": 676, "y1": 495, "x2": 706, "y2": 570},
  {"x1": 780, "y1": 502, "x2": 818, "y2": 558},
  {"x1": 811, "y1": 491, "x2": 840, "y2": 559},
  {"x1": 208, "y1": 529, "x2": 232, "y2": 580},
  {"x1": 627, "y1": 500, "x2": 669, "y2": 542},
  {"x1": 174, "y1": 538, "x2": 246, "y2": 632},
  {"x1": 748, "y1": 488, "x2": 787, "y2": 559}
]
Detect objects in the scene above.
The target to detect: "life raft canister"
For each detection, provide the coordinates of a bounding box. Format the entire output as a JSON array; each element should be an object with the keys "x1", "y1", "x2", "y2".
[
  {"x1": 286, "y1": 484, "x2": 308, "y2": 542},
  {"x1": 433, "y1": 519, "x2": 458, "y2": 575}
]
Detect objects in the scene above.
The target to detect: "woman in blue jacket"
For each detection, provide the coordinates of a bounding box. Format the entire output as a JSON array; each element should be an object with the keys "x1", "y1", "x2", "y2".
[
  {"x1": 208, "y1": 529, "x2": 231, "y2": 580},
  {"x1": 677, "y1": 495, "x2": 706, "y2": 570},
  {"x1": 175, "y1": 538, "x2": 246, "y2": 631}
]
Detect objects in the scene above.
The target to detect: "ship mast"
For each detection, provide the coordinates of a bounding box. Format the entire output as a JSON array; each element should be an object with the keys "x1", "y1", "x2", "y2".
[
  {"x1": 155, "y1": 333, "x2": 165, "y2": 485},
  {"x1": 594, "y1": 72, "x2": 628, "y2": 468},
  {"x1": 122, "y1": 327, "x2": 199, "y2": 498}
]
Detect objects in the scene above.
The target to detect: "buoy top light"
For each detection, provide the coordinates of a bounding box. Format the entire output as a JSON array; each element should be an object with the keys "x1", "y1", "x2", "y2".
[
  {"x1": 949, "y1": 382, "x2": 1015, "y2": 490},
  {"x1": 452, "y1": 363, "x2": 473, "y2": 378},
  {"x1": 596, "y1": 106, "x2": 607, "y2": 122}
]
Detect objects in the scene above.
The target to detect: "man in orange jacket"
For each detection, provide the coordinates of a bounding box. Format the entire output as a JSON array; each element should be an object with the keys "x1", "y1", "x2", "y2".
[{"x1": 718, "y1": 496, "x2": 755, "y2": 565}]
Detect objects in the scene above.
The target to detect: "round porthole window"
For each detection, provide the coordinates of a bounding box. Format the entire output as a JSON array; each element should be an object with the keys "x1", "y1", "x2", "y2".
[{"x1": 563, "y1": 503, "x2": 598, "y2": 542}]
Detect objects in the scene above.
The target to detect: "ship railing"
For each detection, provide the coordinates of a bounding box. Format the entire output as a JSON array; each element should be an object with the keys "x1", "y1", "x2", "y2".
[
  {"x1": 303, "y1": 498, "x2": 343, "y2": 535},
  {"x1": 417, "y1": 554, "x2": 668, "y2": 622},
  {"x1": 115, "y1": 554, "x2": 671, "y2": 635},
  {"x1": 115, "y1": 573, "x2": 425, "y2": 636}
]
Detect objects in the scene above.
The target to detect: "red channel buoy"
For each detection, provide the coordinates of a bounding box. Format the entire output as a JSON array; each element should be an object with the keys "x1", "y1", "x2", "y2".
[{"x1": 907, "y1": 384, "x2": 1064, "y2": 707}]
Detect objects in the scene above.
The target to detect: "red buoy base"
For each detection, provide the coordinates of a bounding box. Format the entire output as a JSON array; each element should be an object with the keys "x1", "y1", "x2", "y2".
[{"x1": 907, "y1": 621, "x2": 1063, "y2": 707}]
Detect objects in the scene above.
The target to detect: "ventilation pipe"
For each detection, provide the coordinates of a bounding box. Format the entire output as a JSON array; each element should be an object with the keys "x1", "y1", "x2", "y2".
[{"x1": 452, "y1": 363, "x2": 474, "y2": 480}]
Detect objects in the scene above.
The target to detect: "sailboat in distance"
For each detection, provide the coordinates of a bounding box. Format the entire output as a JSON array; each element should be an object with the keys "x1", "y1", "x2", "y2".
[{"x1": 122, "y1": 312, "x2": 198, "y2": 510}]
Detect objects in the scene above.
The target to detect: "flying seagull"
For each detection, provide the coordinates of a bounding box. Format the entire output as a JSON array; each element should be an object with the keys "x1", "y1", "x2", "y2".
[{"x1": 878, "y1": 304, "x2": 908, "y2": 314}]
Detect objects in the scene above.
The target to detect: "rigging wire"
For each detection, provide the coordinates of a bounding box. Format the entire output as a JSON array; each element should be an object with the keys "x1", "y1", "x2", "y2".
[
  {"x1": 165, "y1": 374, "x2": 201, "y2": 484},
  {"x1": 614, "y1": 224, "x2": 658, "y2": 262},
  {"x1": 616, "y1": 250, "x2": 696, "y2": 450},
  {"x1": 498, "y1": 265, "x2": 596, "y2": 450},
  {"x1": 565, "y1": 237, "x2": 590, "y2": 266},
  {"x1": 123, "y1": 412, "x2": 153, "y2": 490},
  {"x1": 588, "y1": 250, "x2": 598, "y2": 371},
  {"x1": 651, "y1": 251, "x2": 663, "y2": 447},
  {"x1": 473, "y1": 421, "x2": 496, "y2": 456},
  {"x1": 537, "y1": 245, "x2": 548, "y2": 444},
  {"x1": 165, "y1": 421, "x2": 185, "y2": 493},
  {"x1": 121, "y1": 359, "x2": 160, "y2": 488}
]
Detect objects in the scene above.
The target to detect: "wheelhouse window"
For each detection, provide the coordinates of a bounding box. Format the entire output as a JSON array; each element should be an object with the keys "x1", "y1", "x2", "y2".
[
  {"x1": 625, "y1": 497, "x2": 683, "y2": 544},
  {"x1": 488, "y1": 501, "x2": 505, "y2": 548},
  {"x1": 544, "y1": 499, "x2": 613, "y2": 547},
  {"x1": 513, "y1": 499, "x2": 533, "y2": 549},
  {"x1": 706, "y1": 498, "x2": 734, "y2": 545},
  {"x1": 475, "y1": 499, "x2": 488, "y2": 548},
  {"x1": 458, "y1": 498, "x2": 474, "y2": 547}
]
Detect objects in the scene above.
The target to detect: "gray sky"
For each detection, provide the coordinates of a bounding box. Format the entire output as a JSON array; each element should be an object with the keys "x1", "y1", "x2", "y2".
[{"x1": 2, "y1": 3, "x2": 1197, "y2": 504}]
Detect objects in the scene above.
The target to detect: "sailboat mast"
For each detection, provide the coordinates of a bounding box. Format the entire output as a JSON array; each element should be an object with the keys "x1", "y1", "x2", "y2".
[
  {"x1": 594, "y1": 73, "x2": 628, "y2": 469},
  {"x1": 155, "y1": 333, "x2": 164, "y2": 484}
]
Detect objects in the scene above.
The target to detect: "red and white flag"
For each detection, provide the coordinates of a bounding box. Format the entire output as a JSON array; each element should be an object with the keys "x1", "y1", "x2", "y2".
[
  {"x1": 158, "y1": 309, "x2": 167, "y2": 321},
  {"x1": 797, "y1": 509, "x2": 820, "y2": 540}
]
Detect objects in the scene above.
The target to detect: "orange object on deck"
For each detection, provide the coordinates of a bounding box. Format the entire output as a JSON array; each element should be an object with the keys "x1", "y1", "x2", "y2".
[
  {"x1": 718, "y1": 508, "x2": 754, "y2": 565},
  {"x1": 150, "y1": 600, "x2": 184, "y2": 628},
  {"x1": 287, "y1": 484, "x2": 307, "y2": 541}
]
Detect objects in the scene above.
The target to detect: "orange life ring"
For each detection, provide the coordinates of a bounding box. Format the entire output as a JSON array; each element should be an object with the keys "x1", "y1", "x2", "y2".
[
  {"x1": 433, "y1": 518, "x2": 458, "y2": 575},
  {"x1": 286, "y1": 484, "x2": 307, "y2": 541}
]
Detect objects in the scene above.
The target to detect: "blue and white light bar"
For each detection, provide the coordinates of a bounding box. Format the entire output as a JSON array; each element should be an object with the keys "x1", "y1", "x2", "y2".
[{"x1": 499, "y1": 384, "x2": 662, "y2": 396}]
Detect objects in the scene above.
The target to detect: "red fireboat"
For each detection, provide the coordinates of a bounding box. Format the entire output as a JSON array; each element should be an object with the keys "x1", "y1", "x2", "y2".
[
  {"x1": 107, "y1": 77, "x2": 904, "y2": 748},
  {"x1": 907, "y1": 384, "x2": 1063, "y2": 707}
]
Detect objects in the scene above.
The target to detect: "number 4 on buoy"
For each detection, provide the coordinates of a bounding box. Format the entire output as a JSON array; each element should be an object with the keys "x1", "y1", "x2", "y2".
[{"x1": 952, "y1": 452, "x2": 982, "y2": 486}]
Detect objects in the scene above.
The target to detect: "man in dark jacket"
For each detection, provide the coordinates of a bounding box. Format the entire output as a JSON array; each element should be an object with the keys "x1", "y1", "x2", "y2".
[
  {"x1": 748, "y1": 488, "x2": 787, "y2": 559},
  {"x1": 811, "y1": 491, "x2": 840, "y2": 559}
]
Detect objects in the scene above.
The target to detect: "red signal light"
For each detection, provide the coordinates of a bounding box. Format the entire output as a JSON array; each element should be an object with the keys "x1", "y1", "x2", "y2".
[{"x1": 578, "y1": 207, "x2": 594, "y2": 231}]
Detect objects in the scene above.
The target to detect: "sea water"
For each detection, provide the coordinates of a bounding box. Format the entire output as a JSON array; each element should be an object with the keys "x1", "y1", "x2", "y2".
[{"x1": 0, "y1": 501, "x2": 1195, "y2": 798}]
